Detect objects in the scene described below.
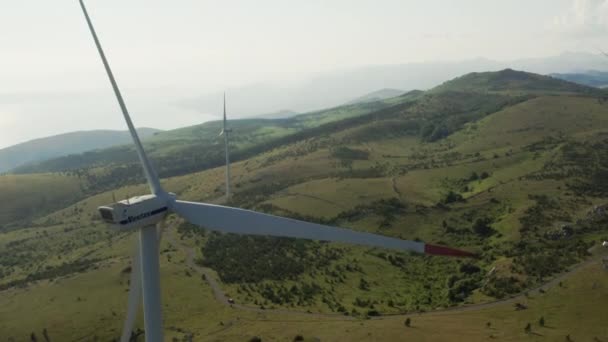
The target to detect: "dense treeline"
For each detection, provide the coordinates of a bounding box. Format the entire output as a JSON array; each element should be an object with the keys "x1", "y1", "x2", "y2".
[
  {"x1": 201, "y1": 233, "x2": 343, "y2": 283},
  {"x1": 481, "y1": 193, "x2": 601, "y2": 298}
]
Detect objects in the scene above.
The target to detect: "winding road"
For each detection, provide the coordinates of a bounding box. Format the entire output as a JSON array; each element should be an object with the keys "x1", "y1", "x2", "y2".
[{"x1": 167, "y1": 226, "x2": 606, "y2": 320}]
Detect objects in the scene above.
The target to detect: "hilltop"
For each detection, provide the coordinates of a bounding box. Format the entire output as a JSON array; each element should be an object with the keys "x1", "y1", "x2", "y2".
[
  {"x1": 432, "y1": 68, "x2": 600, "y2": 94},
  {"x1": 0, "y1": 128, "x2": 160, "y2": 173},
  {"x1": 1, "y1": 69, "x2": 608, "y2": 340}
]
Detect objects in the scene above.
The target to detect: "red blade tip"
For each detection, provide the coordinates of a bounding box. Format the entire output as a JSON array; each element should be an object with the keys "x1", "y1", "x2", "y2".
[{"x1": 424, "y1": 244, "x2": 477, "y2": 258}]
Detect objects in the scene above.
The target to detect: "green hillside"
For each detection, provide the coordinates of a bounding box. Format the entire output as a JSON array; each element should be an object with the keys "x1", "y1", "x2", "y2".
[
  {"x1": 1, "y1": 69, "x2": 608, "y2": 340},
  {"x1": 13, "y1": 95, "x2": 416, "y2": 179}
]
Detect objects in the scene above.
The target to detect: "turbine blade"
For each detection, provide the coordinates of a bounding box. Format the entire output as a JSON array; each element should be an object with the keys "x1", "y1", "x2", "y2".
[
  {"x1": 120, "y1": 240, "x2": 142, "y2": 342},
  {"x1": 171, "y1": 200, "x2": 475, "y2": 257},
  {"x1": 79, "y1": 0, "x2": 163, "y2": 196}
]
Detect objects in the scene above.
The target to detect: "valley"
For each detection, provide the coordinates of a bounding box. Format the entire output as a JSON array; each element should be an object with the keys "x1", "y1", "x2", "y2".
[{"x1": 1, "y1": 69, "x2": 608, "y2": 341}]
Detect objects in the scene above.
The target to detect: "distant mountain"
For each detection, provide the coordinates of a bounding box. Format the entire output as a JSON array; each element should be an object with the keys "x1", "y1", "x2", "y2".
[
  {"x1": 345, "y1": 88, "x2": 404, "y2": 105},
  {"x1": 178, "y1": 52, "x2": 608, "y2": 117},
  {"x1": 550, "y1": 70, "x2": 608, "y2": 88},
  {"x1": 432, "y1": 68, "x2": 600, "y2": 94},
  {"x1": 0, "y1": 128, "x2": 161, "y2": 173}
]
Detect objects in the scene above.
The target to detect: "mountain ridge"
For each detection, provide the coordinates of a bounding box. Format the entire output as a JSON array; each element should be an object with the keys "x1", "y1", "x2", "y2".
[
  {"x1": 0, "y1": 128, "x2": 161, "y2": 173},
  {"x1": 550, "y1": 70, "x2": 608, "y2": 88}
]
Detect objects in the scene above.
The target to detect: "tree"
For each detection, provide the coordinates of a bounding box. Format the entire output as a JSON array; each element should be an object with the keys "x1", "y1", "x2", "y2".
[
  {"x1": 420, "y1": 123, "x2": 435, "y2": 140},
  {"x1": 539, "y1": 316, "x2": 545, "y2": 327},
  {"x1": 429, "y1": 125, "x2": 449, "y2": 141},
  {"x1": 405, "y1": 318, "x2": 411, "y2": 327},
  {"x1": 473, "y1": 218, "x2": 494, "y2": 237},
  {"x1": 524, "y1": 323, "x2": 531, "y2": 334},
  {"x1": 469, "y1": 172, "x2": 479, "y2": 181},
  {"x1": 42, "y1": 328, "x2": 50, "y2": 342},
  {"x1": 30, "y1": 333, "x2": 37, "y2": 342},
  {"x1": 442, "y1": 191, "x2": 464, "y2": 204},
  {"x1": 359, "y1": 278, "x2": 370, "y2": 291}
]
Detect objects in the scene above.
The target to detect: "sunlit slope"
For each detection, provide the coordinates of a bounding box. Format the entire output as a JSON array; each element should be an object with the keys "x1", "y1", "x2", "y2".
[{"x1": 451, "y1": 95, "x2": 608, "y2": 154}]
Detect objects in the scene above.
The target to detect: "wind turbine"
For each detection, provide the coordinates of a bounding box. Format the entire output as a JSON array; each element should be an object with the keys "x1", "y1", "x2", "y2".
[
  {"x1": 219, "y1": 93, "x2": 232, "y2": 198},
  {"x1": 78, "y1": 1, "x2": 475, "y2": 341}
]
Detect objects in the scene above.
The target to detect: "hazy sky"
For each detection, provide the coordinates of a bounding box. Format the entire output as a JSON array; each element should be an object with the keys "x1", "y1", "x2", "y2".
[{"x1": 1, "y1": 0, "x2": 608, "y2": 149}]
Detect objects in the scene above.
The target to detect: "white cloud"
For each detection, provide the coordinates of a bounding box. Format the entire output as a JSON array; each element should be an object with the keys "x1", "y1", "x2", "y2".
[{"x1": 553, "y1": 0, "x2": 608, "y2": 35}]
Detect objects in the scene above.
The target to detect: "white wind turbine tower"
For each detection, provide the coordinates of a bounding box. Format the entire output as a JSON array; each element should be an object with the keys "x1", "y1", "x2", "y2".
[
  {"x1": 219, "y1": 93, "x2": 232, "y2": 198},
  {"x1": 78, "y1": 1, "x2": 475, "y2": 341}
]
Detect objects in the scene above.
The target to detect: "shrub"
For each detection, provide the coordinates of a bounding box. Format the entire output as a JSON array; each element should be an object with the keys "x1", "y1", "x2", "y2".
[
  {"x1": 405, "y1": 318, "x2": 411, "y2": 327},
  {"x1": 367, "y1": 310, "x2": 381, "y2": 317},
  {"x1": 442, "y1": 191, "x2": 464, "y2": 204},
  {"x1": 472, "y1": 218, "x2": 495, "y2": 237}
]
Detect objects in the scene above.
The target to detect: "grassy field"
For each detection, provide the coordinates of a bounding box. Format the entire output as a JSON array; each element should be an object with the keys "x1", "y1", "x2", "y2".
[{"x1": 2, "y1": 70, "x2": 608, "y2": 340}]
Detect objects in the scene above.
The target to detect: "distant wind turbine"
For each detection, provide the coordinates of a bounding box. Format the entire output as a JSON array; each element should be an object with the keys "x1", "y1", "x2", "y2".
[
  {"x1": 79, "y1": 1, "x2": 476, "y2": 341},
  {"x1": 219, "y1": 93, "x2": 232, "y2": 199}
]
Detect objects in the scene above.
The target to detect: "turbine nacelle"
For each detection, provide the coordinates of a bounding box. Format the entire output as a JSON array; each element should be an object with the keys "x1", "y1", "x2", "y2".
[{"x1": 98, "y1": 193, "x2": 174, "y2": 230}]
